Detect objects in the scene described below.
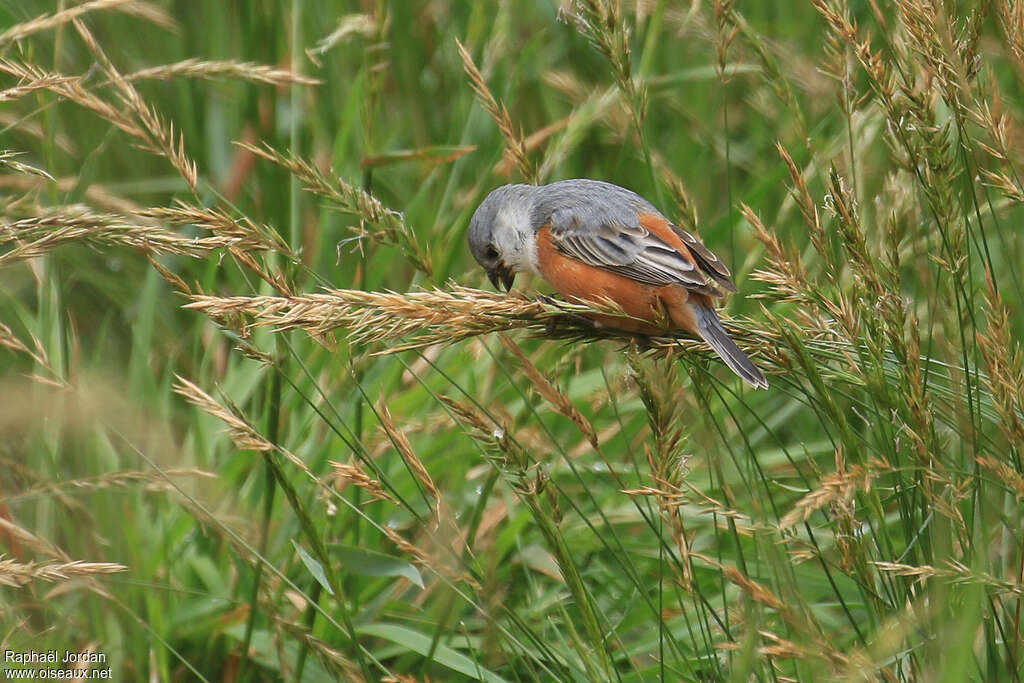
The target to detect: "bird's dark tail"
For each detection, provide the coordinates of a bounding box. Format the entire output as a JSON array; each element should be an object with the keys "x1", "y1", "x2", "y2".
[{"x1": 692, "y1": 305, "x2": 768, "y2": 389}]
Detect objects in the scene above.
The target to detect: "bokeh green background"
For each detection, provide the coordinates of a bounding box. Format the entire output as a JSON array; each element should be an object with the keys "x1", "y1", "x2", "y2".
[{"x1": 2, "y1": 1, "x2": 1023, "y2": 681}]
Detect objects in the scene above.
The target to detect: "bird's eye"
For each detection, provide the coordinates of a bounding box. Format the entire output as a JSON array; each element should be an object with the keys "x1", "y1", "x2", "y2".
[{"x1": 485, "y1": 246, "x2": 499, "y2": 260}]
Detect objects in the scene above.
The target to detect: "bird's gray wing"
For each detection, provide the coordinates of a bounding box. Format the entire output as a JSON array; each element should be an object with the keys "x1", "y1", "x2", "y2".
[{"x1": 546, "y1": 206, "x2": 734, "y2": 295}]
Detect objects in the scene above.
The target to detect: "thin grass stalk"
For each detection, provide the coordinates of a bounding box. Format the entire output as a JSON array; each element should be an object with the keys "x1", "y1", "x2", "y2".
[
  {"x1": 110, "y1": 420, "x2": 382, "y2": 678},
  {"x1": 71, "y1": 18, "x2": 198, "y2": 192},
  {"x1": 237, "y1": 142, "x2": 432, "y2": 276},
  {"x1": 172, "y1": 375, "x2": 371, "y2": 675},
  {"x1": 454, "y1": 37, "x2": 537, "y2": 184},
  {"x1": 182, "y1": 286, "x2": 768, "y2": 364},
  {"x1": 726, "y1": 7, "x2": 809, "y2": 148},
  {"x1": 252, "y1": 10, "x2": 305, "y2": 670},
  {"x1": 121, "y1": 58, "x2": 321, "y2": 86},
  {"x1": 425, "y1": 339, "x2": 696, "y2": 672},
  {"x1": 413, "y1": 347, "x2": 690, "y2": 670},
  {"x1": 439, "y1": 393, "x2": 610, "y2": 678},
  {"x1": 238, "y1": 363, "x2": 283, "y2": 681},
  {"x1": 0, "y1": 0, "x2": 136, "y2": 49},
  {"x1": 497, "y1": 334, "x2": 599, "y2": 452},
  {"x1": 560, "y1": 0, "x2": 662, "y2": 205},
  {"x1": 814, "y1": 0, "x2": 982, "y2": 477},
  {"x1": 0, "y1": 559, "x2": 126, "y2": 587}
]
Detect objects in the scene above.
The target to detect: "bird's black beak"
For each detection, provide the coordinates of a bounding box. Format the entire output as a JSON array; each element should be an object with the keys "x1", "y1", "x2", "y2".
[{"x1": 487, "y1": 263, "x2": 515, "y2": 292}]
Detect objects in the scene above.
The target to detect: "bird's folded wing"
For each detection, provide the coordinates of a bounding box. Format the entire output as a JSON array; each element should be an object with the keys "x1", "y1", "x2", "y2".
[
  {"x1": 670, "y1": 224, "x2": 737, "y2": 292},
  {"x1": 547, "y1": 208, "x2": 736, "y2": 295}
]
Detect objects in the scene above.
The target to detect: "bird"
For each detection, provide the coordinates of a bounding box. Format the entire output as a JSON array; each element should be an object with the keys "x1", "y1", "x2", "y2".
[{"x1": 467, "y1": 179, "x2": 768, "y2": 389}]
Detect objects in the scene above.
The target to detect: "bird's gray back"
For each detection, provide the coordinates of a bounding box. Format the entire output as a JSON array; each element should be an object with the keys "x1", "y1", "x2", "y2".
[{"x1": 529, "y1": 179, "x2": 659, "y2": 233}]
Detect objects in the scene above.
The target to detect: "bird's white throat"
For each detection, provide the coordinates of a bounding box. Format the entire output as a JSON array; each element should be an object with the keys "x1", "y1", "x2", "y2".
[{"x1": 493, "y1": 201, "x2": 540, "y2": 275}]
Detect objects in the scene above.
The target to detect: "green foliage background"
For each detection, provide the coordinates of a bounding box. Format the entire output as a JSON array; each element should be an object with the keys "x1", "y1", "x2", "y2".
[{"x1": 2, "y1": 1, "x2": 1023, "y2": 680}]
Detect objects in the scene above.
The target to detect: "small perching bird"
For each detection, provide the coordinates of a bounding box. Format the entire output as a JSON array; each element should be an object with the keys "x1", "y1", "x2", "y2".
[{"x1": 467, "y1": 179, "x2": 767, "y2": 389}]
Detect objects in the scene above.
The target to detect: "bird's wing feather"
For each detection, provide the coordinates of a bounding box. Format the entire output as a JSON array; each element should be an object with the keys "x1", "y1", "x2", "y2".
[
  {"x1": 546, "y1": 206, "x2": 733, "y2": 294},
  {"x1": 671, "y1": 225, "x2": 736, "y2": 292}
]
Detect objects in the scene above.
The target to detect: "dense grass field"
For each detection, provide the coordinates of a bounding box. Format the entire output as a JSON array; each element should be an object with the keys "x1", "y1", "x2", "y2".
[{"x1": 3, "y1": 1, "x2": 1024, "y2": 680}]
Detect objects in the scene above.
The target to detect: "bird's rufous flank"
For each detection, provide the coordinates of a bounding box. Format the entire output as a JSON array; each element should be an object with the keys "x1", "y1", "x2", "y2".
[{"x1": 467, "y1": 179, "x2": 767, "y2": 389}]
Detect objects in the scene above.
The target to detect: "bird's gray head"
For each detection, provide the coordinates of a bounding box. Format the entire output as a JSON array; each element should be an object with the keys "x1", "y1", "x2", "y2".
[{"x1": 467, "y1": 184, "x2": 538, "y2": 291}]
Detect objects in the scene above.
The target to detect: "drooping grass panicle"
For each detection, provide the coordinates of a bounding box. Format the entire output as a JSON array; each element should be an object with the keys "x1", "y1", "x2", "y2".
[
  {"x1": 0, "y1": 57, "x2": 197, "y2": 190},
  {"x1": 1, "y1": 206, "x2": 233, "y2": 263},
  {"x1": 71, "y1": 18, "x2": 198, "y2": 192},
  {"x1": 439, "y1": 394, "x2": 530, "y2": 481},
  {"x1": 0, "y1": 73, "x2": 78, "y2": 104},
  {"x1": 0, "y1": 321, "x2": 45, "y2": 363},
  {"x1": 182, "y1": 286, "x2": 770, "y2": 368},
  {"x1": 455, "y1": 37, "x2": 537, "y2": 183},
  {"x1": 976, "y1": 270, "x2": 1024, "y2": 454},
  {"x1": 650, "y1": 152, "x2": 700, "y2": 233},
  {"x1": 775, "y1": 143, "x2": 829, "y2": 274},
  {"x1": 0, "y1": 559, "x2": 127, "y2": 587},
  {"x1": 172, "y1": 375, "x2": 468, "y2": 590},
  {"x1": 0, "y1": 204, "x2": 293, "y2": 265},
  {"x1": 779, "y1": 455, "x2": 889, "y2": 528},
  {"x1": 172, "y1": 375, "x2": 277, "y2": 453},
  {"x1": 236, "y1": 141, "x2": 433, "y2": 276},
  {"x1": 377, "y1": 399, "x2": 440, "y2": 521},
  {"x1": 138, "y1": 201, "x2": 292, "y2": 256},
  {"x1": 184, "y1": 286, "x2": 549, "y2": 348},
  {"x1": 691, "y1": 548, "x2": 853, "y2": 668},
  {"x1": 0, "y1": 0, "x2": 155, "y2": 50},
  {"x1": 558, "y1": 0, "x2": 643, "y2": 126},
  {"x1": 307, "y1": 14, "x2": 378, "y2": 60},
  {"x1": 742, "y1": 202, "x2": 819, "y2": 317},
  {"x1": 626, "y1": 349, "x2": 696, "y2": 588},
  {"x1": 498, "y1": 333, "x2": 599, "y2": 452},
  {"x1": 0, "y1": 516, "x2": 73, "y2": 562},
  {"x1": 0, "y1": 321, "x2": 65, "y2": 387},
  {"x1": 0, "y1": 153, "x2": 54, "y2": 199},
  {"x1": 874, "y1": 561, "x2": 1024, "y2": 598},
  {"x1": 0, "y1": 60, "x2": 140, "y2": 138},
  {"x1": 329, "y1": 461, "x2": 396, "y2": 505},
  {"x1": 122, "y1": 58, "x2": 322, "y2": 86},
  {"x1": 15, "y1": 468, "x2": 216, "y2": 501}
]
